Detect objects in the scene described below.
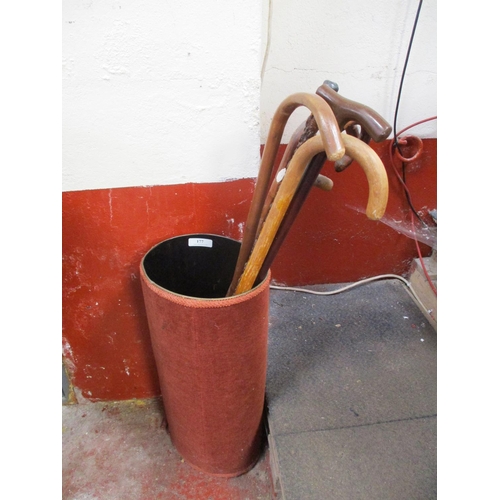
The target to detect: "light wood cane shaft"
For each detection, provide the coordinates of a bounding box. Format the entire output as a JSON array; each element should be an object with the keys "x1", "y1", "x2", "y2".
[
  {"x1": 226, "y1": 93, "x2": 345, "y2": 296},
  {"x1": 234, "y1": 135, "x2": 326, "y2": 295},
  {"x1": 234, "y1": 134, "x2": 389, "y2": 294}
]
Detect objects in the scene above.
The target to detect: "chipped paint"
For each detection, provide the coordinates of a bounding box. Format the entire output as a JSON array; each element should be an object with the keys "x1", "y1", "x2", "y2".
[{"x1": 62, "y1": 146, "x2": 436, "y2": 401}]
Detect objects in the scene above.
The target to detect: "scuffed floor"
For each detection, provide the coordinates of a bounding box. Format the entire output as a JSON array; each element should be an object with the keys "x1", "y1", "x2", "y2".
[{"x1": 62, "y1": 398, "x2": 274, "y2": 500}]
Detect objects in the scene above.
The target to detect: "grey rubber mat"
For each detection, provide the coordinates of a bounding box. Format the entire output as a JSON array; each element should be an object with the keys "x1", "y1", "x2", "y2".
[{"x1": 266, "y1": 279, "x2": 436, "y2": 499}]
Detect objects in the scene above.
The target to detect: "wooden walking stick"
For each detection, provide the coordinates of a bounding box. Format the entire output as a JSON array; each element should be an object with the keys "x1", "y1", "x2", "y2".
[
  {"x1": 226, "y1": 92, "x2": 345, "y2": 296},
  {"x1": 234, "y1": 134, "x2": 389, "y2": 295}
]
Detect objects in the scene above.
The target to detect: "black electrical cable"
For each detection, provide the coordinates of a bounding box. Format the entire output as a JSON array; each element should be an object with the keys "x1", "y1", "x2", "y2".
[
  {"x1": 393, "y1": 0, "x2": 423, "y2": 154},
  {"x1": 392, "y1": 0, "x2": 427, "y2": 226}
]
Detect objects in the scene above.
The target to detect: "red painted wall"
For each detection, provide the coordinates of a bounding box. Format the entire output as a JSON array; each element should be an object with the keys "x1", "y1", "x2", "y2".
[{"x1": 63, "y1": 139, "x2": 436, "y2": 402}]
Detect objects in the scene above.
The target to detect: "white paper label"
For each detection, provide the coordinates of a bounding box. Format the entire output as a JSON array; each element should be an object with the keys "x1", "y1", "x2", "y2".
[
  {"x1": 188, "y1": 237, "x2": 213, "y2": 248},
  {"x1": 276, "y1": 168, "x2": 286, "y2": 183}
]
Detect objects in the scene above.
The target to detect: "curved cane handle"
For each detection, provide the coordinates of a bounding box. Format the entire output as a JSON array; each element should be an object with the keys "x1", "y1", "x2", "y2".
[
  {"x1": 235, "y1": 134, "x2": 389, "y2": 294},
  {"x1": 342, "y1": 134, "x2": 388, "y2": 220},
  {"x1": 273, "y1": 93, "x2": 345, "y2": 161},
  {"x1": 227, "y1": 93, "x2": 344, "y2": 296}
]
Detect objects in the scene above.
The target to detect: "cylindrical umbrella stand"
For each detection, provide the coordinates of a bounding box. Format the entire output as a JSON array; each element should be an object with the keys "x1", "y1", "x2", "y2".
[{"x1": 140, "y1": 234, "x2": 270, "y2": 477}]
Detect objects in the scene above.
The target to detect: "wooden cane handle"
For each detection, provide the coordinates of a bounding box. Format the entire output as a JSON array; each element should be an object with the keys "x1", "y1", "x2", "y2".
[
  {"x1": 314, "y1": 174, "x2": 333, "y2": 191},
  {"x1": 235, "y1": 134, "x2": 389, "y2": 294},
  {"x1": 342, "y1": 134, "x2": 388, "y2": 220},
  {"x1": 226, "y1": 93, "x2": 344, "y2": 296},
  {"x1": 317, "y1": 83, "x2": 392, "y2": 143}
]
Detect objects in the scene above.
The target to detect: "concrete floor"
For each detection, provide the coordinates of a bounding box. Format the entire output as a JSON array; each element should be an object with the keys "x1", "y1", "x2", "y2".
[
  {"x1": 62, "y1": 278, "x2": 436, "y2": 499},
  {"x1": 62, "y1": 398, "x2": 275, "y2": 500}
]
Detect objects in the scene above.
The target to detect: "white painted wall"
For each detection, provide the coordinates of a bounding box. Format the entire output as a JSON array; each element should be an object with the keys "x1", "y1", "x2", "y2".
[
  {"x1": 261, "y1": 0, "x2": 437, "y2": 143},
  {"x1": 63, "y1": 0, "x2": 436, "y2": 192},
  {"x1": 63, "y1": 0, "x2": 262, "y2": 192}
]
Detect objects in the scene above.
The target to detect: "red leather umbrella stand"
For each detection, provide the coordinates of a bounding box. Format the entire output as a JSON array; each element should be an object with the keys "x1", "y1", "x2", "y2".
[{"x1": 140, "y1": 234, "x2": 270, "y2": 477}]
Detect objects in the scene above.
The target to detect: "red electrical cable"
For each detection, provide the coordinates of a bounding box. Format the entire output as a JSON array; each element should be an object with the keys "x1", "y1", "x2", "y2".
[
  {"x1": 389, "y1": 116, "x2": 437, "y2": 296},
  {"x1": 396, "y1": 116, "x2": 437, "y2": 136}
]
